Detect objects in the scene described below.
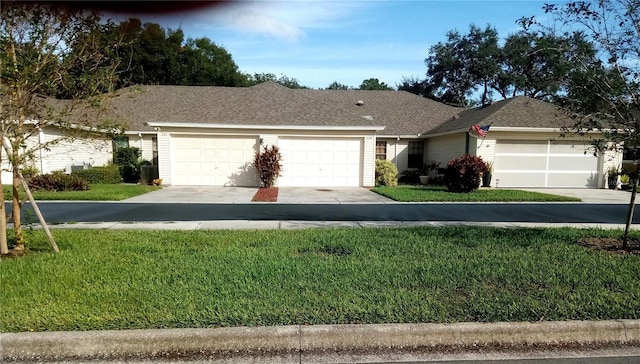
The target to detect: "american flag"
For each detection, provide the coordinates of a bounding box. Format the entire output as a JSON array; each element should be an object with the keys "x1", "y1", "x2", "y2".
[{"x1": 468, "y1": 124, "x2": 490, "y2": 137}]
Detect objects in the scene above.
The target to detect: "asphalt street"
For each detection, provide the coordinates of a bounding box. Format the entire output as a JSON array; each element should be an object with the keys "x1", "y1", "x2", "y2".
[{"x1": 10, "y1": 202, "x2": 640, "y2": 224}]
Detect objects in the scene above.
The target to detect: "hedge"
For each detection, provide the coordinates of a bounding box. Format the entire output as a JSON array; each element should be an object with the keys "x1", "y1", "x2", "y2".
[{"x1": 72, "y1": 165, "x2": 122, "y2": 184}]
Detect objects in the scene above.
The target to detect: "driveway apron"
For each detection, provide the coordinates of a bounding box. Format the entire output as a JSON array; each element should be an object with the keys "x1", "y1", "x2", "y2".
[{"x1": 123, "y1": 186, "x2": 392, "y2": 203}]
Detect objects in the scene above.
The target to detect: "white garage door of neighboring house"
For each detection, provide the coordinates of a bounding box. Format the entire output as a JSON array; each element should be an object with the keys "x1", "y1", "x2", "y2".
[
  {"x1": 278, "y1": 137, "x2": 362, "y2": 187},
  {"x1": 494, "y1": 139, "x2": 599, "y2": 188},
  {"x1": 172, "y1": 135, "x2": 258, "y2": 186}
]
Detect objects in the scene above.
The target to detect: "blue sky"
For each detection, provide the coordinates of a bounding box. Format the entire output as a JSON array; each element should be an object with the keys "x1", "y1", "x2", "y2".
[{"x1": 131, "y1": 1, "x2": 559, "y2": 89}]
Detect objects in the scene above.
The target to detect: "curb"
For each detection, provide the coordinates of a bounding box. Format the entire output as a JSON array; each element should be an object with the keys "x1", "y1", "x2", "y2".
[{"x1": 2, "y1": 320, "x2": 639, "y2": 361}]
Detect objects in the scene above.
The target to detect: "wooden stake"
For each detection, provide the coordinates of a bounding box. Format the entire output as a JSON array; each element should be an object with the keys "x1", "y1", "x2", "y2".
[{"x1": 1, "y1": 137, "x2": 58, "y2": 252}]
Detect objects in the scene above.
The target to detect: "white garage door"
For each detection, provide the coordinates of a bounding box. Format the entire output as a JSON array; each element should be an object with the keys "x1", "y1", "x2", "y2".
[
  {"x1": 278, "y1": 137, "x2": 362, "y2": 187},
  {"x1": 172, "y1": 135, "x2": 258, "y2": 186},
  {"x1": 494, "y1": 139, "x2": 599, "y2": 188}
]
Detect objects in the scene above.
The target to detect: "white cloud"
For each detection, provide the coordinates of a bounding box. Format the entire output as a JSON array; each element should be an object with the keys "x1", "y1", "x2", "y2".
[
  {"x1": 180, "y1": 0, "x2": 374, "y2": 42},
  {"x1": 231, "y1": 9, "x2": 305, "y2": 42}
]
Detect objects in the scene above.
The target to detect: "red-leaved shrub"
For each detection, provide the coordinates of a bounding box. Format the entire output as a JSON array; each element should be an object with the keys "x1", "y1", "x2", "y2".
[
  {"x1": 444, "y1": 155, "x2": 488, "y2": 193},
  {"x1": 254, "y1": 145, "x2": 282, "y2": 188}
]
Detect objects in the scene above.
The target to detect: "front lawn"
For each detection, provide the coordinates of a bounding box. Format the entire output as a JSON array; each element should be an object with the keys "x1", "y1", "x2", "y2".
[
  {"x1": 2, "y1": 183, "x2": 160, "y2": 201},
  {"x1": 372, "y1": 185, "x2": 581, "y2": 202},
  {"x1": 1, "y1": 227, "x2": 637, "y2": 332}
]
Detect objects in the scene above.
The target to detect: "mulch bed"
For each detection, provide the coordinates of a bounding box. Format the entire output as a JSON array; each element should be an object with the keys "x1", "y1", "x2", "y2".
[
  {"x1": 577, "y1": 237, "x2": 640, "y2": 255},
  {"x1": 252, "y1": 187, "x2": 278, "y2": 202}
]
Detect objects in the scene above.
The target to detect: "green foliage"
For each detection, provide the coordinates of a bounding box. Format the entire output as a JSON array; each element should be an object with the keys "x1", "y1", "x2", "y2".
[
  {"x1": 114, "y1": 147, "x2": 142, "y2": 183},
  {"x1": 371, "y1": 185, "x2": 581, "y2": 202},
  {"x1": 27, "y1": 173, "x2": 89, "y2": 192},
  {"x1": 246, "y1": 73, "x2": 308, "y2": 89},
  {"x1": 405, "y1": 23, "x2": 600, "y2": 107},
  {"x1": 1, "y1": 227, "x2": 638, "y2": 331},
  {"x1": 254, "y1": 145, "x2": 282, "y2": 188},
  {"x1": 326, "y1": 81, "x2": 353, "y2": 90},
  {"x1": 399, "y1": 169, "x2": 420, "y2": 185},
  {"x1": 106, "y1": 18, "x2": 248, "y2": 88},
  {"x1": 113, "y1": 146, "x2": 140, "y2": 166},
  {"x1": 444, "y1": 155, "x2": 488, "y2": 193},
  {"x1": 20, "y1": 165, "x2": 40, "y2": 177},
  {"x1": 375, "y1": 159, "x2": 398, "y2": 187},
  {"x1": 359, "y1": 78, "x2": 393, "y2": 90},
  {"x1": 72, "y1": 165, "x2": 122, "y2": 184}
]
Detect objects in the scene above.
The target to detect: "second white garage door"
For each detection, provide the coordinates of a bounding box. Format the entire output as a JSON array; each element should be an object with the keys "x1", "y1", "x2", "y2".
[
  {"x1": 172, "y1": 135, "x2": 258, "y2": 186},
  {"x1": 278, "y1": 137, "x2": 362, "y2": 187},
  {"x1": 494, "y1": 139, "x2": 599, "y2": 188}
]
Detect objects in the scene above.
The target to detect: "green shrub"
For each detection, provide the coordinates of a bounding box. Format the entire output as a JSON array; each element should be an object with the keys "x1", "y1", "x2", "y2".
[
  {"x1": 114, "y1": 147, "x2": 142, "y2": 183},
  {"x1": 72, "y1": 165, "x2": 122, "y2": 184},
  {"x1": 375, "y1": 159, "x2": 398, "y2": 187},
  {"x1": 254, "y1": 145, "x2": 282, "y2": 188},
  {"x1": 399, "y1": 169, "x2": 420, "y2": 184},
  {"x1": 21, "y1": 164, "x2": 40, "y2": 177},
  {"x1": 28, "y1": 173, "x2": 89, "y2": 192},
  {"x1": 444, "y1": 155, "x2": 488, "y2": 193}
]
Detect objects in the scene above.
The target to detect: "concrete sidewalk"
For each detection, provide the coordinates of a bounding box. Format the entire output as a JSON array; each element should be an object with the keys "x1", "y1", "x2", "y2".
[{"x1": 3, "y1": 320, "x2": 639, "y2": 362}]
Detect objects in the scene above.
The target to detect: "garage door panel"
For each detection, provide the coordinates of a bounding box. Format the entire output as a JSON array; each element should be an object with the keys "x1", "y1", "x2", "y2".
[
  {"x1": 279, "y1": 137, "x2": 362, "y2": 187},
  {"x1": 549, "y1": 142, "x2": 591, "y2": 154},
  {"x1": 547, "y1": 172, "x2": 598, "y2": 187},
  {"x1": 498, "y1": 140, "x2": 547, "y2": 153},
  {"x1": 172, "y1": 135, "x2": 258, "y2": 186},
  {"x1": 497, "y1": 173, "x2": 547, "y2": 187},
  {"x1": 494, "y1": 139, "x2": 599, "y2": 188},
  {"x1": 548, "y1": 157, "x2": 597, "y2": 171},
  {"x1": 496, "y1": 156, "x2": 547, "y2": 170}
]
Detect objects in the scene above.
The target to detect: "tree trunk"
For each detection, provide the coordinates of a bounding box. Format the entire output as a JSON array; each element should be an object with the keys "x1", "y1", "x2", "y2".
[
  {"x1": 11, "y1": 167, "x2": 24, "y2": 252},
  {"x1": 0, "y1": 143, "x2": 8, "y2": 255}
]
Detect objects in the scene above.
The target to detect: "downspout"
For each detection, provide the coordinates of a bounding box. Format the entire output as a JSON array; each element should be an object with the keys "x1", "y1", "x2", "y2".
[
  {"x1": 395, "y1": 136, "x2": 400, "y2": 168},
  {"x1": 38, "y1": 127, "x2": 45, "y2": 173},
  {"x1": 138, "y1": 133, "x2": 144, "y2": 160},
  {"x1": 465, "y1": 133, "x2": 470, "y2": 155}
]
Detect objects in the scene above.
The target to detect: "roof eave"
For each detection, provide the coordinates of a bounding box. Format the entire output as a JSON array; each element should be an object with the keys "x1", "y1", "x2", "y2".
[
  {"x1": 145, "y1": 121, "x2": 385, "y2": 132},
  {"x1": 422, "y1": 126, "x2": 573, "y2": 138}
]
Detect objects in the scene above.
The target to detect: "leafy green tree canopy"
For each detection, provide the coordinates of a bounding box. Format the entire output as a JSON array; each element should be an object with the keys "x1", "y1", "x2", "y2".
[{"x1": 359, "y1": 78, "x2": 393, "y2": 90}]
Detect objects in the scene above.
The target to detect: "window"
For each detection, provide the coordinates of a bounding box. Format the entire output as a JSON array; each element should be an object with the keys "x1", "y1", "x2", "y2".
[
  {"x1": 407, "y1": 141, "x2": 424, "y2": 168},
  {"x1": 113, "y1": 136, "x2": 129, "y2": 150},
  {"x1": 375, "y1": 141, "x2": 387, "y2": 160},
  {"x1": 152, "y1": 137, "x2": 158, "y2": 165}
]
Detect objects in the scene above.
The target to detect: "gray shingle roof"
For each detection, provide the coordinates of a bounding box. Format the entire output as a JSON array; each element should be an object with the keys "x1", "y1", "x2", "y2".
[
  {"x1": 109, "y1": 85, "x2": 240, "y2": 131},
  {"x1": 103, "y1": 85, "x2": 573, "y2": 136},
  {"x1": 163, "y1": 81, "x2": 382, "y2": 128},
  {"x1": 424, "y1": 96, "x2": 575, "y2": 135},
  {"x1": 299, "y1": 89, "x2": 463, "y2": 136}
]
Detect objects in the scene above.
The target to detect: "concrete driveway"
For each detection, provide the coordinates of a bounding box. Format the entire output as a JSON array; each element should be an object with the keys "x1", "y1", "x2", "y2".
[
  {"x1": 123, "y1": 186, "x2": 637, "y2": 204},
  {"x1": 124, "y1": 186, "x2": 393, "y2": 203},
  {"x1": 522, "y1": 188, "x2": 636, "y2": 204}
]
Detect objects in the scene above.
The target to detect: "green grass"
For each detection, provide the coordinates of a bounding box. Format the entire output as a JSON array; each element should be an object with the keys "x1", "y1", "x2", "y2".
[
  {"x1": 372, "y1": 185, "x2": 581, "y2": 202},
  {"x1": 1, "y1": 227, "x2": 638, "y2": 332},
  {"x1": 3, "y1": 184, "x2": 160, "y2": 201}
]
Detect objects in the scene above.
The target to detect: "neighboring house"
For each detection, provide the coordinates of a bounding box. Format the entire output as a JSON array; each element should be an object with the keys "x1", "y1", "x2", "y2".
[
  {"x1": 423, "y1": 97, "x2": 620, "y2": 188},
  {"x1": 8, "y1": 82, "x2": 618, "y2": 188},
  {"x1": 0, "y1": 124, "x2": 113, "y2": 184},
  {"x1": 109, "y1": 82, "x2": 385, "y2": 187}
]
